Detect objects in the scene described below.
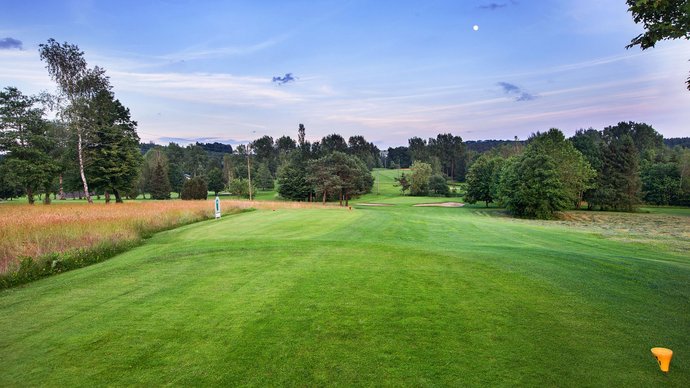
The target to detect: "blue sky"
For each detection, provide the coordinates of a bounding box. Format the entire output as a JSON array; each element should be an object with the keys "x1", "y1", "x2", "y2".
[{"x1": 1, "y1": 0, "x2": 688, "y2": 148}]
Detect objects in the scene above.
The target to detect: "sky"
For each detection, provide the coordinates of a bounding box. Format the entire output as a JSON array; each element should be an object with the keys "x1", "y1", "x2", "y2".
[{"x1": 1, "y1": 0, "x2": 689, "y2": 148}]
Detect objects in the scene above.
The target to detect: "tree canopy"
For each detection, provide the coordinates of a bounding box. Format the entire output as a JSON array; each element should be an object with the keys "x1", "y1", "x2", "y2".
[{"x1": 626, "y1": 0, "x2": 690, "y2": 90}]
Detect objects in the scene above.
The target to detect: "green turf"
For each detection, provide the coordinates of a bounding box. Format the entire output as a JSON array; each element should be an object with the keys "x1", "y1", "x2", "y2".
[
  {"x1": 1, "y1": 204, "x2": 688, "y2": 386},
  {"x1": 640, "y1": 206, "x2": 690, "y2": 217}
]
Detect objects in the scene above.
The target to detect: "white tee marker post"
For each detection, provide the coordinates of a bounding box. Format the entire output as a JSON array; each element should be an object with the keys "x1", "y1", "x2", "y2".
[{"x1": 215, "y1": 196, "x2": 221, "y2": 219}]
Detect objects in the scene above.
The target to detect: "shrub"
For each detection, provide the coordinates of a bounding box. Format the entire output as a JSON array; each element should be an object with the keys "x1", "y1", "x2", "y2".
[
  {"x1": 180, "y1": 177, "x2": 208, "y2": 200},
  {"x1": 428, "y1": 174, "x2": 450, "y2": 196},
  {"x1": 228, "y1": 178, "x2": 257, "y2": 198},
  {"x1": 410, "y1": 161, "x2": 432, "y2": 196}
]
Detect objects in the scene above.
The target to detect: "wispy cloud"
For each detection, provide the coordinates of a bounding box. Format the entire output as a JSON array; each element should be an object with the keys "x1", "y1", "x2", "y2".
[
  {"x1": 0, "y1": 37, "x2": 22, "y2": 50},
  {"x1": 479, "y1": 3, "x2": 508, "y2": 11},
  {"x1": 497, "y1": 82, "x2": 536, "y2": 101},
  {"x1": 110, "y1": 71, "x2": 303, "y2": 107},
  {"x1": 162, "y1": 34, "x2": 291, "y2": 62},
  {"x1": 479, "y1": 1, "x2": 518, "y2": 11},
  {"x1": 272, "y1": 73, "x2": 296, "y2": 85},
  {"x1": 157, "y1": 136, "x2": 240, "y2": 145}
]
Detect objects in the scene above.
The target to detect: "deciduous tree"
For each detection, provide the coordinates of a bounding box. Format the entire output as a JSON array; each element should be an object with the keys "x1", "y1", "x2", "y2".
[
  {"x1": 409, "y1": 161, "x2": 432, "y2": 196},
  {"x1": 626, "y1": 0, "x2": 690, "y2": 90},
  {"x1": 255, "y1": 162, "x2": 274, "y2": 190},
  {"x1": 394, "y1": 172, "x2": 411, "y2": 195},
  {"x1": 39, "y1": 39, "x2": 111, "y2": 203},
  {"x1": 0, "y1": 87, "x2": 60, "y2": 204},
  {"x1": 465, "y1": 154, "x2": 504, "y2": 207},
  {"x1": 206, "y1": 167, "x2": 225, "y2": 196}
]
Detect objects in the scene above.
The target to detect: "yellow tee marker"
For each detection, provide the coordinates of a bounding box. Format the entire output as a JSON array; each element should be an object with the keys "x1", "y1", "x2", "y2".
[{"x1": 651, "y1": 347, "x2": 673, "y2": 372}]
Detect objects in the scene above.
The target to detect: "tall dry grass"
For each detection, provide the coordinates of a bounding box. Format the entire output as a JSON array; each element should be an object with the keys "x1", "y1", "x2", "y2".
[
  {"x1": 0, "y1": 201, "x2": 210, "y2": 273},
  {"x1": 0, "y1": 199, "x2": 342, "y2": 274}
]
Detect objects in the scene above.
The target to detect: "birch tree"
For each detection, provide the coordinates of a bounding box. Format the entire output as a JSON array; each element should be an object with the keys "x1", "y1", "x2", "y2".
[{"x1": 39, "y1": 39, "x2": 110, "y2": 203}]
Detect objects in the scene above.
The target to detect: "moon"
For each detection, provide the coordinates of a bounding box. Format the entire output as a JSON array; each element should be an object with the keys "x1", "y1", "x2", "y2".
[{"x1": 473, "y1": 25, "x2": 479, "y2": 31}]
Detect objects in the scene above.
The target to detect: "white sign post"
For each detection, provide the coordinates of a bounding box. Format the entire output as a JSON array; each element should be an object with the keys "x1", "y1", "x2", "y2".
[{"x1": 215, "y1": 196, "x2": 221, "y2": 219}]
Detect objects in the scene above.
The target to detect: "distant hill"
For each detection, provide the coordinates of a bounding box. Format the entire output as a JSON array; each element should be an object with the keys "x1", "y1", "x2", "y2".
[
  {"x1": 465, "y1": 140, "x2": 524, "y2": 153},
  {"x1": 140, "y1": 141, "x2": 233, "y2": 155},
  {"x1": 664, "y1": 137, "x2": 690, "y2": 149}
]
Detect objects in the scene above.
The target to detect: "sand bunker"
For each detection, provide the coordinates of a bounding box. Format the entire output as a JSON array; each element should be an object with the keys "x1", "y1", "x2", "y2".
[
  {"x1": 357, "y1": 203, "x2": 395, "y2": 207},
  {"x1": 413, "y1": 202, "x2": 465, "y2": 207}
]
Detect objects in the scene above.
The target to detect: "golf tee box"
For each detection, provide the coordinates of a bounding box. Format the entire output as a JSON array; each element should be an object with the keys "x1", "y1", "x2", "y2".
[{"x1": 651, "y1": 347, "x2": 673, "y2": 373}]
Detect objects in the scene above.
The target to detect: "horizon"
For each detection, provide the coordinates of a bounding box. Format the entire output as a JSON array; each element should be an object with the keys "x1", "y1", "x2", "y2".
[{"x1": 1, "y1": 0, "x2": 689, "y2": 148}]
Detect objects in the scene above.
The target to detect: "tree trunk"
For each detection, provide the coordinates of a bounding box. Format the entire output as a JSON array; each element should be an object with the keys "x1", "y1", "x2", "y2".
[
  {"x1": 339, "y1": 190, "x2": 343, "y2": 206},
  {"x1": 345, "y1": 190, "x2": 349, "y2": 207},
  {"x1": 59, "y1": 175, "x2": 65, "y2": 200},
  {"x1": 77, "y1": 132, "x2": 93, "y2": 203},
  {"x1": 105, "y1": 190, "x2": 110, "y2": 204},
  {"x1": 322, "y1": 191, "x2": 327, "y2": 205},
  {"x1": 27, "y1": 187, "x2": 35, "y2": 204},
  {"x1": 114, "y1": 189, "x2": 123, "y2": 203},
  {"x1": 451, "y1": 159, "x2": 455, "y2": 181},
  {"x1": 246, "y1": 149, "x2": 253, "y2": 201},
  {"x1": 43, "y1": 184, "x2": 51, "y2": 204}
]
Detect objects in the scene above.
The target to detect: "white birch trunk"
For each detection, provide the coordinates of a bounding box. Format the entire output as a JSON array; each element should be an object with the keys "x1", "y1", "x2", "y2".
[{"x1": 77, "y1": 131, "x2": 92, "y2": 203}]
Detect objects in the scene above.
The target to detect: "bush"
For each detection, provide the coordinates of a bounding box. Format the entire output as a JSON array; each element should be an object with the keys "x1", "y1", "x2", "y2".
[
  {"x1": 428, "y1": 174, "x2": 450, "y2": 196},
  {"x1": 180, "y1": 177, "x2": 208, "y2": 200},
  {"x1": 228, "y1": 178, "x2": 257, "y2": 198},
  {"x1": 410, "y1": 161, "x2": 432, "y2": 196}
]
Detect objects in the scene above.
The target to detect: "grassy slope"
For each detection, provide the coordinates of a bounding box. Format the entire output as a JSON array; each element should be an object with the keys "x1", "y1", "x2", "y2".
[{"x1": 1, "y1": 201, "x2": 688, "y2": 386}]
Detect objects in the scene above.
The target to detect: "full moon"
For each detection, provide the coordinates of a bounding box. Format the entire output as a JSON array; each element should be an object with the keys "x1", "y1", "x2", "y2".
[{"x1": 473, "y1": 25, "x2": 479, "y2": 31}]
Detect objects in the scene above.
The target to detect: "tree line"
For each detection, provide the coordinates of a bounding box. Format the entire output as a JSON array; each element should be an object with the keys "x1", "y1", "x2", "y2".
[
  {"x1": 462, "y1": 123, "x2": 690, "y2": 219},
  {"x1": 2, "y1": 39, "x2": 689, "y2": 212},
  {"x1": 0, "y1": 40, "x2": 382, "y2": 205},
  {"x1": 135, "y1": 125, "x2": 379, "y2": 204}
]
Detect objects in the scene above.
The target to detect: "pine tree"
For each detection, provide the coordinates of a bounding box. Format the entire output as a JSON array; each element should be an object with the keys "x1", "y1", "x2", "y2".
[
  {"x1": 85, "y1": 90, "x2": 142, "y2": 203},
  {"x1": 149, "y1": 159, "x2": 171, "y2": 199},
  {"x1": 256, "y1": 162, "x2": 274, "y2": 190},
  {"x1": 597, "y1": 135, "x2": 641, "y2": 211}
]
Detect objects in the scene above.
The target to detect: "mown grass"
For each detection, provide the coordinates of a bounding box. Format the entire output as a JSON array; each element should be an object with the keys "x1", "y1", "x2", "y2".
[{"x1": 0, "y1": 201, "x2": 688, "y2": 386}]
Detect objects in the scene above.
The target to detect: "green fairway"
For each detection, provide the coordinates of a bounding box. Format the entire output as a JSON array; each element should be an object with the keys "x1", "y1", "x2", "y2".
[{"x1": 1, "y1": 202, "x2": 689, "y2": 385}]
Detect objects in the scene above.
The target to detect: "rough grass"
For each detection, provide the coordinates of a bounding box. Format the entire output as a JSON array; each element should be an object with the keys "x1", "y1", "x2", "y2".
[
  {"x1": 0, "y1": 202, "x2": 688, "y2": 386},
  {"x1": 0, "y1": 199, "x2": 330, "y2": 275}
]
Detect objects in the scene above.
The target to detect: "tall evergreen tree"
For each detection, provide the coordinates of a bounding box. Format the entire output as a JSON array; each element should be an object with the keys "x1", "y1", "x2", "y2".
[
  {"x1": 277, "y1": 157, "x2": 312, "y2": 201},
  {"x1": 149, "y1": 158, "x2": 171, "y2": 199},
  {"x1": 166, "y1": 142, "x2": 186, "y2": 196},
  {"x1": 85, "y1": 90, "x2": 142, "y2": 203},
  {"x1": 595, "y1": 133, "x2": 642, "y2": 211}
]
